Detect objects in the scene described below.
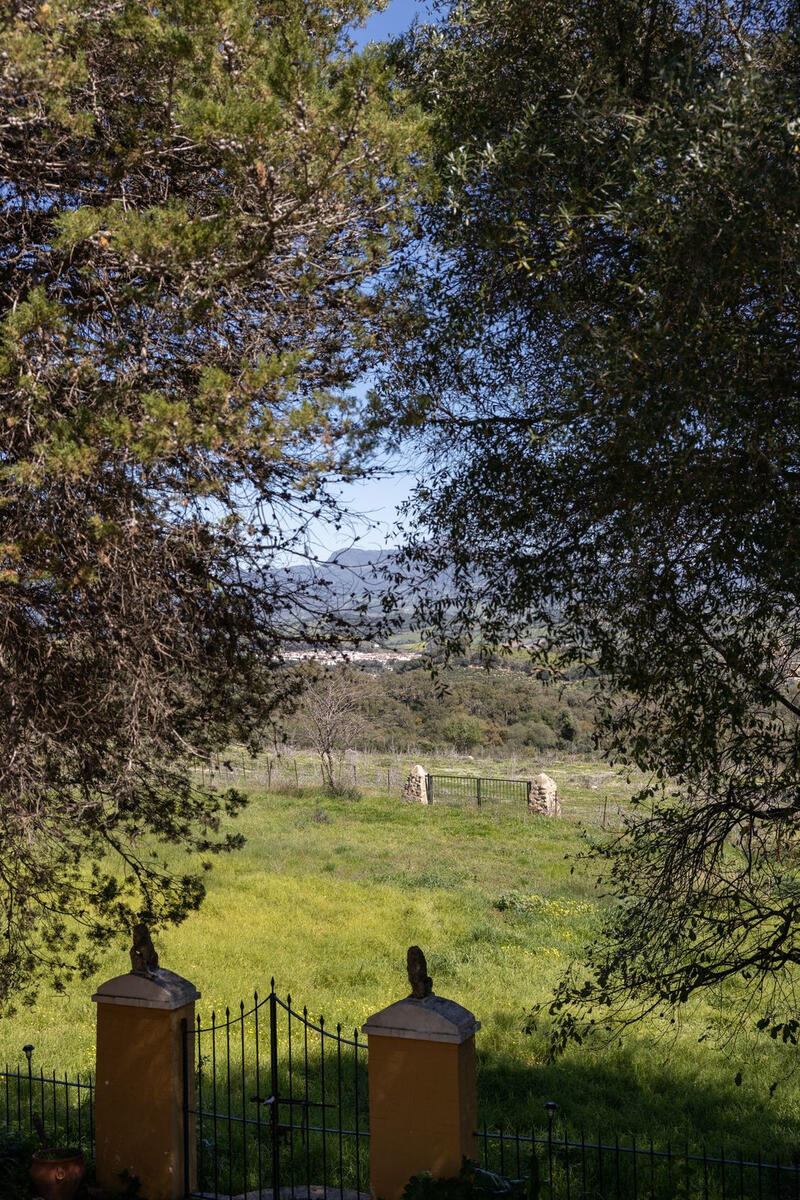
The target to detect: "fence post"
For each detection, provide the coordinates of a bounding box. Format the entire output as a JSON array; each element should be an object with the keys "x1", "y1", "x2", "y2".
[
  {"x1": 92, "y1": 944, "x2": 200, "y2": 1200},
  {"x1": 362, "y1": 948, "x2": 480, "y2": 1200},
  {"x1": 269, "y1": 983, "x2": 281, "y2": 1198},
  {"x1": 180, "y1": 1018, "x2": 191, "y2": 1198}
]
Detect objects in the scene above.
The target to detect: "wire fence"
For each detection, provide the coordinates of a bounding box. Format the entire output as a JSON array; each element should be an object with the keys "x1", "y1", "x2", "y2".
[
  {"x1": 196, "y1": 750, "x2": 406, "y2": 797},
  {"x1": 195, "y1": 752, "x2": 628, "y2": 829}
]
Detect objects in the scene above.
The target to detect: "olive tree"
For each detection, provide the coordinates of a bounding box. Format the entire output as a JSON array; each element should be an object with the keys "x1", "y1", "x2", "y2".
[{"x1": 377, "y1": 0, "x2": 800, "y2": 1055}]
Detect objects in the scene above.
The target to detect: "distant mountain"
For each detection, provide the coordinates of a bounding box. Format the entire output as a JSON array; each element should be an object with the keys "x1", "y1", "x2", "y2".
[
  {"x1": 325, "y1": 547, "x2": 391, "y2": 568},
  {"x1": 267, "y1": 546, "x2": 414, "y2": 631},
  {"x1": 266, "y1": 547, "x2": 542, "y2": 645}
]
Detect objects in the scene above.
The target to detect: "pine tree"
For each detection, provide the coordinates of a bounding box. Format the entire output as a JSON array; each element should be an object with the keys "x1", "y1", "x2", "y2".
[{"x1": 0, "y1": 0, "x2": 419, "y2": 1010}]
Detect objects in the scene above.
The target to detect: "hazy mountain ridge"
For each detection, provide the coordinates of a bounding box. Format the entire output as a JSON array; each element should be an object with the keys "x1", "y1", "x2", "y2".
[{"x1": 272, "y1": 546, "x2": 425, "y2": 625}]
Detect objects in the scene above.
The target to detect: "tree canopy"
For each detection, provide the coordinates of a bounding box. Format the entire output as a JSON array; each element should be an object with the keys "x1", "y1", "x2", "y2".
[
  {"x1": 377, "y1": 0, "x2": 800, "y2": 1055},
  {"x1": 0, "y1": 0, "x2": 417, "y2": 1010}
]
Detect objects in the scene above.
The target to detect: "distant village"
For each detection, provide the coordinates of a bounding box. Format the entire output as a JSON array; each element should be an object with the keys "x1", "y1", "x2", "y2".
[{"x1": 282, "y1": 646, "x2": 420, "y2": 669}]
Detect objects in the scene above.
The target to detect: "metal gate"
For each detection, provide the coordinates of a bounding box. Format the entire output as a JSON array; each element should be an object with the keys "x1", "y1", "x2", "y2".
[
  {"x1": 182, "y1": 981, "x2": 369, "y2": 1198},
  {"x1": 426, "y1": 774, "x2": 529, "y2": 807}
]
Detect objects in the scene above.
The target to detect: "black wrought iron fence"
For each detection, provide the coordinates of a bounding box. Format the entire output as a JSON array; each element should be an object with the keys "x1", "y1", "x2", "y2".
[
  {"x1": 427, "y1": 774, "x2": 530, "y2": 807},
  {"x1": 0, "y1": 1050, "x2": 94, "y2": 1155},
  {"x1": 7, "y1": 1025, "x2": 794, "y2": 1200},
  {"x1": 478, "y1": 1111, "x2": 799, "y2": 1200},
  {"x1": 183, "y1": 981, "x2": 368, "y2": 1199}
]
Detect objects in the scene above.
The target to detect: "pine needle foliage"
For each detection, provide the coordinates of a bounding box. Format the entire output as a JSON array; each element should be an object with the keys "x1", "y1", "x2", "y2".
[{"x1": 0, "y1": 0, "x2": 419, "y2": 1011}]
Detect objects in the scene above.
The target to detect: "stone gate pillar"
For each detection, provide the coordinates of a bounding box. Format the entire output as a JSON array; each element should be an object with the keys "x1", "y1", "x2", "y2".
[
  {"x1": 93, "y1": 935, "x2": 199, "y2": 1200},
  {"x1": 363, "y1": 947, "x2": 480, "y2": 1200},
  {"x1": 527, "y1": 772, "x2": 560, "y2": 816},
  {"x1": 402, "y1": 764, "x2": 430, "y2": 804}
]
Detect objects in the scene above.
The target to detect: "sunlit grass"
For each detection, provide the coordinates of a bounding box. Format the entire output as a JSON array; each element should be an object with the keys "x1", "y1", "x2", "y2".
[{"x1": 2, "y1": 774, "x2": 798, "y2": 1159}]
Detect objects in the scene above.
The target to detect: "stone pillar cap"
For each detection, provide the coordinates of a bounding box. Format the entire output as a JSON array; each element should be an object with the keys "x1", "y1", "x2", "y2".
[
  {"x1": 362, "y1": 994, "x2": 480, "y2": 1044},
  {"x1": 92, "y1": 969, "x2": 200, "y2": 1011}
]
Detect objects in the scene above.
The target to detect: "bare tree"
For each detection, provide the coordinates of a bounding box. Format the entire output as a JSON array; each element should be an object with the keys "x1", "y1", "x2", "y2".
[{"x1": 299, "y1": 673, "x2": 367, "y2": 790}]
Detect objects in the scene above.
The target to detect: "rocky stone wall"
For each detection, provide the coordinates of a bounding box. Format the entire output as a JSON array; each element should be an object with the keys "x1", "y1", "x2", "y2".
[
  {"x1": 402, "y1": 764, "x2": 430, "y2": 804},
  {"x1": 527, "y1": 772, "x2": 560, "y2": 816}
]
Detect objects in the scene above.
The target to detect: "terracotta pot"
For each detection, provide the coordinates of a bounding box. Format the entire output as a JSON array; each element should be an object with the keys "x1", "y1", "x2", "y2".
[{"x1": 29, "y1": 1148, "x2": 85, "y2": 1200}]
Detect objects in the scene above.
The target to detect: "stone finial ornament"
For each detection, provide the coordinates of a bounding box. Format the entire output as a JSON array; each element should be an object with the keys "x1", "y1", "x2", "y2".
[
  {"x1": 130, "y1": 922, "x2": 160, "y2": 977},
  {"x1": 407, "y1": 945, "x2": 433, "y2": 999}
]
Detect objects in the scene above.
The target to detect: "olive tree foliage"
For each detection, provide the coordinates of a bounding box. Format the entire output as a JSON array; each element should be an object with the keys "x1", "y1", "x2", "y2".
[
  {"x1": 376, "y1": 0, "x2": 800, "y2": 1054},
  {"x1": 0, "y1": 0, "x2": 418, "y2": 1011}
]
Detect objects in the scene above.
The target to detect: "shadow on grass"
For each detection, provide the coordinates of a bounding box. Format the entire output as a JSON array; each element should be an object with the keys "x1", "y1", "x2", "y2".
[
  {"x1": 476, "y1": 1032, "x2": 800, "y2": 1162},
  {"x1": 192, "y1": 1036, "x2": 368, "y2": 1198},
  {"x1": 197, "y1": 1039, "x2": 798, "y2": 1200}
]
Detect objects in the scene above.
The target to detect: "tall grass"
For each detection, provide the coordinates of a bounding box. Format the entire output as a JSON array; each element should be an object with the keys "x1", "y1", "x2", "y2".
[{"x1": 1, "y1": 771, "x2": 798, "y2": 1161}]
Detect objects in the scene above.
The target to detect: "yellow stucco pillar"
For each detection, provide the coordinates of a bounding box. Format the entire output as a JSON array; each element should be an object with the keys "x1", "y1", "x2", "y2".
[
  {"x1": 363, "y1": 990, "x2": 480, "y2": 1200},
  {"x1": 93, "y1": 968, "x2": 200, "y2": 1200}
]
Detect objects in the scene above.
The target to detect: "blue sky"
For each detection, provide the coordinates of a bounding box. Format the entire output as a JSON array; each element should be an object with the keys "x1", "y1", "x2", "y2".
[
  {"x1": 351, "y1": 0, "x2": 436, "y2": 49},
  {"x1": 313, "y1": 0, "x2": 437, "y2": 556}
]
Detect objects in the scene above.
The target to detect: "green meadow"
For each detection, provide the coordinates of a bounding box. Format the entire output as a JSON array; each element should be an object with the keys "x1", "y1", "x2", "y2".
[{"x1": 2, "y1": 765, "x2": 798, "y2": 1161}]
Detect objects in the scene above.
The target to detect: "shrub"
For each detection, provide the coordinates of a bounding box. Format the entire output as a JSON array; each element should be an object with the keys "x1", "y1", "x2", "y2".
[
  {"x1": 524, "y1": 721, "x2": 558, "y2": 751},
  {"x1": 325, "y1": 782, "x2": 362, "y2": 802},
  {"x1": 402, "y1": 1159, "x2": 531, "y2": 1200},
  {"x1": 0, "y1": 1128, "x2": 37, "y2": 1200},
  {"x1": 439, "y1": 713, "x2": 486, "y2": 753}
]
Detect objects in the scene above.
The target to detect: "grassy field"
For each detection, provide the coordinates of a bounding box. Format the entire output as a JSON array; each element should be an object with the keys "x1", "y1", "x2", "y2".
[
  {"x1": 2, "y1": 763, "x2": 799, "y2": 1161},
  {"x1": 198, "y1": 748, "x2": 631, "y2": 823}
]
